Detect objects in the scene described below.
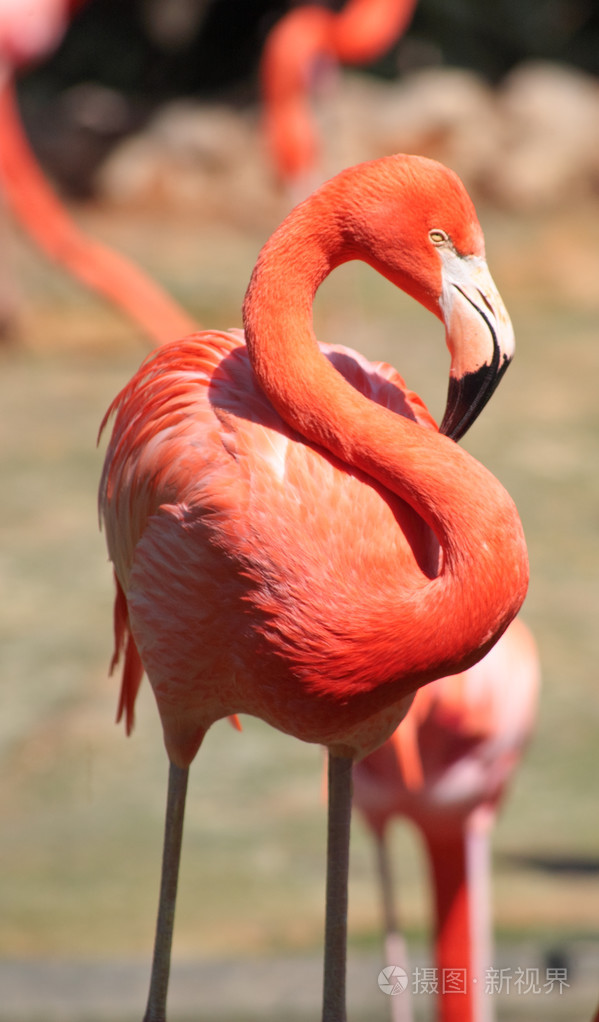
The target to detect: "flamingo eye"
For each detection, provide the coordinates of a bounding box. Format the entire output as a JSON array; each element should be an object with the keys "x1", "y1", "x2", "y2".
[{"x1": 429, "y1": 229, "x2": 450, "y2": 246}]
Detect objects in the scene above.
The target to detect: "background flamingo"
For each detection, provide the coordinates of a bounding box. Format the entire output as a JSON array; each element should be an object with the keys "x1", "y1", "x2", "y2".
[
  {"x1": 99, "y1": 153, "x2": 527, "y2": 1021},
  {"x1": 261, "y1": 0, "x2": 418, "y2": 194},
  {"x1": 353, "y1": 615, "x2": 540, "y2": 1022},
  {"x1": 0, "y1": 0, "x2": 196, "y2": 345}
]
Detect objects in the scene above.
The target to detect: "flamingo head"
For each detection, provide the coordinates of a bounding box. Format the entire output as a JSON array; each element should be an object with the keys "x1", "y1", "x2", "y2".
[{"x1": 343, "y1": 153, "x2": 515, "y2": 442}]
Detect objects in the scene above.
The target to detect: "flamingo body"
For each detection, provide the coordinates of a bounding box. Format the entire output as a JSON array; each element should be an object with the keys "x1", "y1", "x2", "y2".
[{"x1": 103, "y1": 333, "x2": 440, "y2": 765}]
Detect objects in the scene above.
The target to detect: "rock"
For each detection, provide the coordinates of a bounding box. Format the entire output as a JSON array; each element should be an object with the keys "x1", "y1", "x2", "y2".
[
  {"x1": 484, "y1": 61, "x2": 599, "y2": 210},
  {"x1": 96, "y1": 100, "x2": 283, "y2": 227},
  {"x1": 95, "y1": 62, "x2": 599, "y2": 221}
]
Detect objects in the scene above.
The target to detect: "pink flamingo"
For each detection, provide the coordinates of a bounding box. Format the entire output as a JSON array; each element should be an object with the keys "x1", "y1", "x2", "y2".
[
  {"x1": 0, "y1": 0, "x2": 196, "y2": 345},
  {"x1": 353, "y1": 616, "x2": 540, "y2": 1022},
  {"x1": 261, "y1": 0, "x2": 417, "y2": 191},
  {"x1": 99, "y1": 153, "x2": 528, "y2": 1021}
]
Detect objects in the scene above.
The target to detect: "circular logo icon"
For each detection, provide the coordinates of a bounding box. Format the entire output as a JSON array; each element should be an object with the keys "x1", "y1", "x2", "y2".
[{"x1": 378, "y1": 965, "x2": 409, "y2": 996}]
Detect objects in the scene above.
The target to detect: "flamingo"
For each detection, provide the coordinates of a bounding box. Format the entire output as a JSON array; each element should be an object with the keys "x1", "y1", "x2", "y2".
[
  {"x1": 0, "y1": 0, "x2": 196, "y2": 345},
  {"x1": 353, "y1": 616, "x2": 540, "y2": 1022},
  {"x1": 98, "y1": 153, "x2": 529, "y2": 1021},
  {"x1": 261, "y1": 0, "x2": 417, "y2": 193}
]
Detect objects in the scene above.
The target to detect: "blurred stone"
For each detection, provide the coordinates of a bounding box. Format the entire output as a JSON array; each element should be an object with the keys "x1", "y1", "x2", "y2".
[
  {"x1": 311, "y1": 68, "x2": 502, "y2": 191},
  {"x1": 22, "y1": 83, "x2": 135, "y2": 197},
  {"x1": 95, "y1": 61, "x2": 599, "y2": 221},
  {"x1": 141, "y1": 0, "x2": 211, "y2": 51},
  {"x1": 61, "y1": 83, "x2": 133, "y2": 136},
  {"x1": 484, "y1": 61, "x2": 599, "y2": 210},
  {"x1": 147, "y1": 100, "x2": 252, "y2": 170},
  {"x1": 365, "y1": 68, "x2": 500, "y2": 185},
  {"x1": 96, "y1": 100, "x2": 282, "y2": 228}
]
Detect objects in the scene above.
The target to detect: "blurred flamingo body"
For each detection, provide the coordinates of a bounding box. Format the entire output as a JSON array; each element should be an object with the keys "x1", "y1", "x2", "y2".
[
  {"x1": 0, "y1": 0, "x2": 196, "y2": 345},
  {"x1": 261, "y1": 0, "x2": 417, "y2": 189},
  {"x1": 353, "y1": 616, "x2": 540, "y2": 1022},
  {"x1": 99, "y1": 153, "x2": 528, "y2": 1021}
]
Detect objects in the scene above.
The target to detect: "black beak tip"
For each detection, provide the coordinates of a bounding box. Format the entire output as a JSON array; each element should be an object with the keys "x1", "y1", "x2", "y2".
[
  {"x1": 440, "y1": 359, "x2": 511, "y2": 443},
  {"x1": 439, "y1": 374, "x2": 478, "y2": 442}
]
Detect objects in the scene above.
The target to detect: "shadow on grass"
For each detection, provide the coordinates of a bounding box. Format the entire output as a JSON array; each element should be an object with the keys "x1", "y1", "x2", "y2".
[{"x1": 499, "y1": 851, "x2": 599, "y2": 877}]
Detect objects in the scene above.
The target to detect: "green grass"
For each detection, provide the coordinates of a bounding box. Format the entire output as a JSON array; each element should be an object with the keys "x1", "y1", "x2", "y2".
[{"x1": 1, "y1": 202, "x2": 598, "y2": 997}]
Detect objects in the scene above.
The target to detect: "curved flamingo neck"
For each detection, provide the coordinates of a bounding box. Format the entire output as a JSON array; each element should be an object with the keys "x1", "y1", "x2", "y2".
[
  {"x1": 242, "y1": 166, "x2": 528, "y2": 689},
  {"x1": 261, "y1": 1, "x2": 417, "y2": 182},
  {"x1": 0, "y1": 77, "x2": 196, "y2": 346},
  {"x1": 332, "y1": 0, "x2": 417, "y2": 65}
]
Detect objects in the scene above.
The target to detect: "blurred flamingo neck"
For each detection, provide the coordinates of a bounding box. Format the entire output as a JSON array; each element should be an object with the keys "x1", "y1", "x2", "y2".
[
  {"x1": 332, "y1": 0, "x2": 417, "y2": 65},
  {"x1": 0, "y1": 78, "x2": 196, "y2": 346}
]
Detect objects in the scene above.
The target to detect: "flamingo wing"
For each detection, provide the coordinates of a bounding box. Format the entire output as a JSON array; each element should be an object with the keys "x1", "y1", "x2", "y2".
[{"x1": 100, "y1": 331, "x2": 440, "y2": 762}]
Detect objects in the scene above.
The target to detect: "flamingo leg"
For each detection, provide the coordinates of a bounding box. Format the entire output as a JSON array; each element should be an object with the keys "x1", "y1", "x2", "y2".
[
  {"x1": 465, "y1": 819, "x2": 494, "y2": 1022},
  {"x1": 143, "y1": 763, "x2": 189, "y2": 1022},
  {"x1": 375, "y1": 830, "x2": 399, "y2": 936},
  {"x1": 374, "y1": 832, "x2": 414, "y2": 1022},
  {"x1": 322, "y1": 752, "x2": 353, "y2": 1022}
]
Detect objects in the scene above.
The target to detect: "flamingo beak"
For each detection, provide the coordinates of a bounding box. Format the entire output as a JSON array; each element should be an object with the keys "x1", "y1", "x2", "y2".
[{"x1": 438, "y1": 253, "x2": 514, "y2": 442}]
